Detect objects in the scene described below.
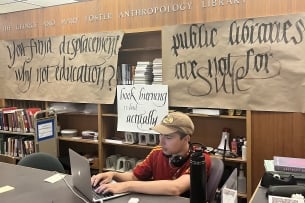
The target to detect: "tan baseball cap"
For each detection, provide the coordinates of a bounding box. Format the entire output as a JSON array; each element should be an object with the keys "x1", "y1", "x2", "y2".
[{"x1": 151, "y1": 111, "x2": 194, "y2": 135}]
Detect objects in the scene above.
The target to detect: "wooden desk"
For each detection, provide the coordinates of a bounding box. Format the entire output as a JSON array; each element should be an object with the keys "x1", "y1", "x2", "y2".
[
  {"x1": 249, "y1": 181, "x2": 268, "y2": 203},
  {"x1": 0, "y1": 162, "x2": 189, "y2": 203}
]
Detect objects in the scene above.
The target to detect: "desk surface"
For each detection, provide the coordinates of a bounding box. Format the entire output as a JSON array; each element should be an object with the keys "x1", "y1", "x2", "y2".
[
  {"x1": 0, "y1": 162, "x2": 189, "y2": 203},
  {"x1": 249, "y1": 182, "x2": 268, "y2": 203}
]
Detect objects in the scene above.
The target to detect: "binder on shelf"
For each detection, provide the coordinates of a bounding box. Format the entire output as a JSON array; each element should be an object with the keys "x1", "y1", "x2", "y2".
[
  {"x1": 118, "y1": 64, "x2": 134, "y2": 85},
  {"x1": 26, "y1": 107, "x2": 41, "y2": 132},
  {"x1": 190, "y1": 108, "x2": 220, "y2": 116},
  {"x1": 104, "y1": 138, "x2": 124, "y2": 145},
  {"x1": 1, "y1": 107, "x2": 17, "y2": 131}
]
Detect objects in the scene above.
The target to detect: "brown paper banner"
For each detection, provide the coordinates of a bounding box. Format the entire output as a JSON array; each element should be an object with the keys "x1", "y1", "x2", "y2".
[{"x1": 162, "y1": 13, "x2": 305, "y2": 112}]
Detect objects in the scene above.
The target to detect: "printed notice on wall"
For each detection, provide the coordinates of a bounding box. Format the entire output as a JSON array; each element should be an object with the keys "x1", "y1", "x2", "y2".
[
  {"x1": 36, "y1": 118, "x2": 55, "y2": 142},
  {"x1": 268, "y1": 195, "x2": 303, "y2": 203},
  {"x1": 117, "y1": 85, "x2": 168, "y2": 134},
  {"x1": 162, "y1": 13, "x2": 305, "y2": 113}
]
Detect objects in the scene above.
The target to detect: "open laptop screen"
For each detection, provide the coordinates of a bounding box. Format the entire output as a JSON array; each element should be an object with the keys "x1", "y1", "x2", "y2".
[{"x1": 69, "y1": 148, "x2": 129, "y2": 202}]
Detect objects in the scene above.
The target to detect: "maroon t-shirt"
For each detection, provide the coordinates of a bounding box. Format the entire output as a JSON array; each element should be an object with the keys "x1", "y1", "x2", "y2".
[{"x1": 133, "y1": 146, "x2": 211, "y2": 180}]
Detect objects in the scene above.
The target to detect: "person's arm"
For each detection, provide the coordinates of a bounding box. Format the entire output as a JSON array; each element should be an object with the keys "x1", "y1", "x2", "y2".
[
  {"x1": 113, "y1": 171, "x2": 139, "y2": 182},
  {"x1": 95, "y1": 174, "x2": 190, "y2": 196},
  {"x1": 91, "y1": 171, "x2": 139, "y2": 186}
]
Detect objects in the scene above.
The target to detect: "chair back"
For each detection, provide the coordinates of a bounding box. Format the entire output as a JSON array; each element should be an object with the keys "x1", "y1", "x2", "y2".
[
  {"x1": 207, "y1": 157, "x2": 224, "y2": 202},
  {"x1": 18, "y1": 152, "x2": 65, "y2": 173}
]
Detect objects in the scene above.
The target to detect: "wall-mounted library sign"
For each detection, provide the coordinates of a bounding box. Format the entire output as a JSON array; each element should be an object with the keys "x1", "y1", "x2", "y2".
[
  {"x1": 162, "y1": 13, "x2": 305, "y2": 113},
  {"x1": 0, "y1": 31, "x2": 123, "y2": 104},
  {"x1": 0, "y1": 0, "x2": 247, "y2": 35}
]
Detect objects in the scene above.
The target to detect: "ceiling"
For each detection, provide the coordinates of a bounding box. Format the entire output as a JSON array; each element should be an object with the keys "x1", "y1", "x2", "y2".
[{"x1": 0, "y1": 0, "x2": 89, "y2": 15}]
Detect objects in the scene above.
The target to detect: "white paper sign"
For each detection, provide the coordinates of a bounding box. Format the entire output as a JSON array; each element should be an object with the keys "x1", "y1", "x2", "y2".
[
  {"x1": 222, "y1": 187, "x2": 237, "y2": 203},
  {"x1": 0, "y1": 185, "x2": 14, "y2": 193},
  {"x1": 44, "y1": 173, "x2": 66, "y2": 184},
  {"x1": 268, "y1": 195, "x2": 304, "y2": 203},
  {"x1": 117, "y1": 85, "x2": 168, "y2": 134}
]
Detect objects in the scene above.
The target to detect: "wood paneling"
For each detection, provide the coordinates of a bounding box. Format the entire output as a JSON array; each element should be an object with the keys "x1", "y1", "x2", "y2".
[
  {"x1": 2, "y1": 0, "x2": 305, "y2": 39},
  {"x1": 250, "y1": 111, "x2": 305, "y2": 192}
]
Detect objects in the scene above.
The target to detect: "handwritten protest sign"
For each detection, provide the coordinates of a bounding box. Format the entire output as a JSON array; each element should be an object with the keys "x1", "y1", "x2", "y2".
[
  {"x1": 0, "y1": 31, "x2": 123, "y2": 104},
  {"x1": 162, "y1": 13, "x2": 305, "y2": 112},
  {"x1": 117, "y1": 85, "x2": 168, "y2": 133}
]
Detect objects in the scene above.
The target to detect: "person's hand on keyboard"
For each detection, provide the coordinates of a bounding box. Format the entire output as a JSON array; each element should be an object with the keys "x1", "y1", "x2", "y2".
[
  {"x1": 91, "y1": 171, "x2": 115, "y2": 187},
  {"x1": 93, "y1": 181, "x2": 128, "y2": 195}
]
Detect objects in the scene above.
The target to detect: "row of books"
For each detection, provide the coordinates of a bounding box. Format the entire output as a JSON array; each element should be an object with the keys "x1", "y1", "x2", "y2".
[
  {"x1": 134, "y1": 61, "x2": 154, "y2": 85},
  {"x1": 117, "y1": 58, "x2": 163, "y2": 85},
  {"x1": 0, "y1": 107, "x2": 41, "y2": 133},
  {"x1": 117, "y1": 63, "x2": 135, "y2": 85},
  {"x1": 152, "y1": 58, "x2": 162, "y2": 84},
  {"x1": 0, "y1": 135, "x2": 35, "y2": 158},
  {"x1": 265, "y1": 156, "x2": 305, "y2": 173}
]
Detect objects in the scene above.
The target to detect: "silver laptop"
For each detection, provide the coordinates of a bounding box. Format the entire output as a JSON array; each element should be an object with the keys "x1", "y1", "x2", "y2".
[{"x1": 69, "y1": 148, "x2": 129, "y2": 202}]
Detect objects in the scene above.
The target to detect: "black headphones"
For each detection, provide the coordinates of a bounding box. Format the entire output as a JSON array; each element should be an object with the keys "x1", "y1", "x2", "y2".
[
  {"x1": 165, "y1": 143, "x2": 205, "y2": 167},
  {"x1": 171, "y1": 154, "x2": 190, "y2": 167}
]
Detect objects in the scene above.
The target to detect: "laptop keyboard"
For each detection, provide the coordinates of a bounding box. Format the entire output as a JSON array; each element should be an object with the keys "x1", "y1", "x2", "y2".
[
  {"x1": 91, "y1": 183, "x2": 129, "y2": 201},
  {"x1": 92, "y1": 190, "x2": 114, "y2": 200}
]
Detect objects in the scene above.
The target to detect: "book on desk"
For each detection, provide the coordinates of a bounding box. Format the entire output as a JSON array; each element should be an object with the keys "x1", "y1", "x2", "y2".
[
  {"x1": 273, "y1": 156, "x2": 305, "y2": 173},
  {"x1": 264, "y1": 157, "x2": 305, "y2": 182}
]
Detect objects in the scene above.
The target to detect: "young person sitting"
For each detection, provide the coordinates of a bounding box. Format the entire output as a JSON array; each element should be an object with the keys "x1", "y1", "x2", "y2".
[{"x1": 91, "y1": 111, "x2": 211, "y2": 196}]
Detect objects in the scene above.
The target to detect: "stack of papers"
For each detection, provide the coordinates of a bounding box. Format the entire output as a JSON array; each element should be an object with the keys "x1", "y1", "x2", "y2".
[{"x1": 264, "y1": 160, "x2": 275, "y2": 172}]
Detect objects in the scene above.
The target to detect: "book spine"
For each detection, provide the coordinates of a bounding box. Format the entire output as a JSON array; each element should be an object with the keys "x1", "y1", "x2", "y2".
[
  {"x1": 274, "y1": 165, "x2": 305, "y2": 173},
  {"x1": 0, "y1": 110, "x2": 3, "y2": 130}
]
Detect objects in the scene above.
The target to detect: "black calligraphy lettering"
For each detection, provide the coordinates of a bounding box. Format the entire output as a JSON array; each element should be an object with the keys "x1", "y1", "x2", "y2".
[
  {"x1": 229, "y1": 20, "x2": 243, "y2": 45},
  {"x1": 282, "y1": 21, "x2": 293, "y2": 43},
  {"x1": 14, "y1": 61, "x2": 32, "y2": 92},
  {"x1": 104, "y1": 65, "x2": 116, "y2": 91},
  {"x1": 29, "y1": 38, "x2": 52, "y2": 60},
  {"x1": 126, "y1": 109, "x2": 158, "y2": 130},
  {"x1": 235, "y1": 61, "x2": 250, "y2": 92},
  {"x1": 229, "y1": 18, "x2": 305, "y2": 45},
  {"x1": 36, "y1": 66, "x2": 50, "y2": 86},
  {"x1": 6, "y1": 41, "x2": 26, "y2": 68},
  {"x1": 119, "y1": 87, "x2": 138, "y2": 104},
  {"x1": 214, "y1": 72, "x2": 232, "y2": 94},
  {"x1": 208, "y1": 54, "x2": 234, "y2": 93},
  {"x1": 175, "y1": 60, "x2": 198, "y2": 79},
  {"x1": 54, "y1": 56, "x2": 115, "y2": 90},
  {"x1": 188, "y1": 66, "x2": 212, "y2": 96},
  {"x1": 138, "y1": 87, "x2": 168, "y2": 106},
  {"x1": 292, "y1": 19, "x2": 305, "y2": 44},
  {"x1": 185, "y1": 47, "x2": 277, "y2": 96},
  {"x1": 59, "y1": 34, "x2": 121, "y2": 60},
  {"x1": 171, "y1": 24, "x2": 217, "y2": 56},
  {"x1": 246, "y1": 48, "x2": 269, "y2": 73}
]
